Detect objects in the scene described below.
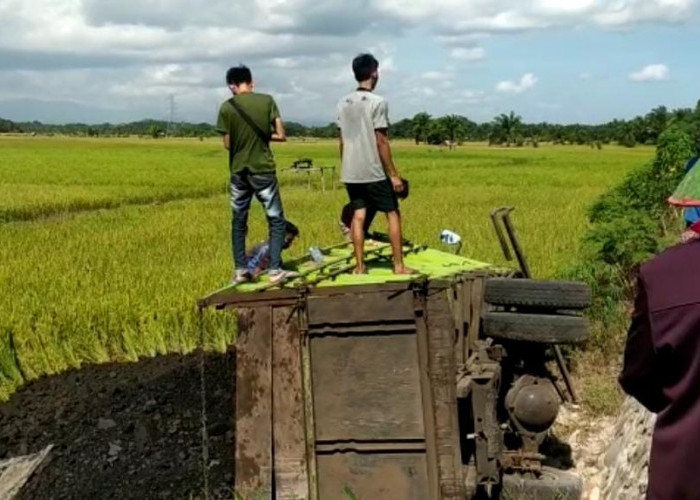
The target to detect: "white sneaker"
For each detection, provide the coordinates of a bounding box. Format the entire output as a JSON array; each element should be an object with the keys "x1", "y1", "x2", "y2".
[{"x1": 268, "y1": 270, "x2": 300, "y2": 285}]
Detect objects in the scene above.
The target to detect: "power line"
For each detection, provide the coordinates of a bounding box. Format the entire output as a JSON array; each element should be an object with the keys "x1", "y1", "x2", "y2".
[{"x1": 167, "y1": 94, "x2": 176, "y2": 136}]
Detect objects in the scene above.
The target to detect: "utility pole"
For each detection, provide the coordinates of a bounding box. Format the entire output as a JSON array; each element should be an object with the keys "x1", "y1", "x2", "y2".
[{"x1": 167, "y1": 94, "x2": 176, "y2": 137}]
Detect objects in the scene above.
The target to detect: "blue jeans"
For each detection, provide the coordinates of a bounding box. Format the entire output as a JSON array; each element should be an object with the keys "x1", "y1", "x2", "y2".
[{"x1": 230, "y1": 171, "x2": 285, "y2": 272}]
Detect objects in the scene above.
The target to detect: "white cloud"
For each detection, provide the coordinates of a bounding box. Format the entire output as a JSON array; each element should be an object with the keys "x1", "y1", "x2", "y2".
[
  {"x1": 496, "y1": 73, "x2": 538, "y2": 93},
  {"x1": 534, "y1": 0, "x2": 598, "y2": 15},
  {"x1": 450, "y1": 47, "x2": 486, "y2": 61},
  {"x1": 376, "y1": 0, "x2": 696, "y2": 31},
  {"x1": 0, "y1": 0, "x2": 695, "y2": 122},
  {"x1": 579, "y1": 72, "x2": 592, "y2": 80},
  {"x1": 457, "y1": 89, "x2": 489, "y2": 104},
  {"x1": 629, "y1": 64, "x2": 670, "y2": 81},
  {"x1": 421, "y1": 71, "x2": 451, "y2": 80}
]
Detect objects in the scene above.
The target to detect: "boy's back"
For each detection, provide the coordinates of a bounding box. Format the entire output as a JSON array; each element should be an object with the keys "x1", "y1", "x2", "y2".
[
  {"x1": 217, "y1": 93, "x2": 279, "y2": 174},
  {"x1": 337, "y1": 90, "x2": 389, "y2": 184}
]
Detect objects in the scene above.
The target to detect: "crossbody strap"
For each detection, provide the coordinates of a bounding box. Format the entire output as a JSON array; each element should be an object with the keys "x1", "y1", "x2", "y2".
[{"x1": 228, "y1": 97, "x2": 271, "y2": 149}]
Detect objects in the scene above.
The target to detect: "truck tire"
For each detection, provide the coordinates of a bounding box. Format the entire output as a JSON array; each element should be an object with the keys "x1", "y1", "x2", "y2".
[
  {"x1": 500, "y1": 467, "x2": 582, "y2": 500},
  {"x1": 485, "y1": 279, "x2": 591, "y2": 309},
  {"x1": 483, "y1": 312, "x2": 588, "y2": 344}
]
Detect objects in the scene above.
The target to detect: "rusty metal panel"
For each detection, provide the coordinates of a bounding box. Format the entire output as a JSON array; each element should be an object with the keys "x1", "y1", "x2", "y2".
[
  {"x1": 453, "y1": 281, "x2": 466, "y2": 367},
  {"x1": 467, "y1": 274, "x2": 487, "y2": 352},
  {"x1": 272, "y1": 307, "x2": 309, "y2": 499},
  {"x1": 307, "y1": 290, "x2": 415, "y2": 326},
  {"x1": 309, "y1": 282, "x2": 414, "y2": 297},
  {"x1": 425, "y1": 287, "x2": 466, "y2": 499},
  {"x1": 198, "y1": 288, "x2": 298, "y2": 309},
  {"x1": 317, "y1": 452, "x2": 429, "y2": 500},
  {"x1": 235, "y1": 307, "x2": 273, "y2": 499},
  {"x1": 310, "y1": 333, "x2": 425, "y2": 441},
  {"x1": 308, "y1": 322, "x2": 415, "y2": 336},
  {"x1": 414, "y1": 293, "x2": 440, "y2": 500},
  {"x1": 471, "y1": 368, "x2": 502, "y2": 486}
]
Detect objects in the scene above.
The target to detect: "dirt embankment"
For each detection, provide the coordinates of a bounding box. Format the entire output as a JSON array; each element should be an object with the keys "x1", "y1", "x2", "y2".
[{"x1": 0, "y1": 351, "x2": 235, "y2": 499}]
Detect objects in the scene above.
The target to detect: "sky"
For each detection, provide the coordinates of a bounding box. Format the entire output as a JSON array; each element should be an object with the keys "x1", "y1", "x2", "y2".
[{"x1": 0, "y1": 0, "x2": 698, "y2": 125}]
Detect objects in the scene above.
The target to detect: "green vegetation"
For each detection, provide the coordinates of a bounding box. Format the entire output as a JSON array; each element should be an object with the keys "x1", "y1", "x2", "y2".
[
  {"x1": 564, "y1": 125, "x2": 695, "y2": 353},
  {"x1": 3, "y1": 99, "x2": 700, "y2": 146},
  {"x1": 0, "y1": 137, "x2": 651, "y2": 399}
]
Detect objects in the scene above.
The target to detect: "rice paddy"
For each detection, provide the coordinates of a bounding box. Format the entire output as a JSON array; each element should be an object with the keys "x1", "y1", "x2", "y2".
[{"x1": 0, "y1": 135, "x2": 653, "y2": 397}]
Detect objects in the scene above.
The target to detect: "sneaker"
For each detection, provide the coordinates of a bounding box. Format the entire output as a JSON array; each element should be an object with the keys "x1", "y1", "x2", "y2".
[
  {"x1": 268, "y1": 270, "x2": 300, "y2": 285},
  {"x1": 232, "y1": 269, "x2": 253, "y2": 284}
]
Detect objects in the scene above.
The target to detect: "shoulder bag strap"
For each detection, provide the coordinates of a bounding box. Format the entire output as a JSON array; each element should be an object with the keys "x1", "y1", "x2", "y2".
[{"x1": 228, "y1": 97, "x2": 271, "y2": 149}]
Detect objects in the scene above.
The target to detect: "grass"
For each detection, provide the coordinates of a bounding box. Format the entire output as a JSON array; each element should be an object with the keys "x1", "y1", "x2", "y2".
[{"x1": 0, "y1": 136, "x2": 653, "y2": 398}]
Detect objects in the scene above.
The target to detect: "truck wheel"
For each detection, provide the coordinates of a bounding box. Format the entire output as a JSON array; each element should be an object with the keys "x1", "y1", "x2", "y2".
[
  {"x1": 485, "y1": 279, "x2": 591, "y2": 309},
  {"x1": 500, "y1": 467, "x2": 582, "y2": 500},
  {"x1": 483, "y1": 312, "x2": 588, "y2": 344}
]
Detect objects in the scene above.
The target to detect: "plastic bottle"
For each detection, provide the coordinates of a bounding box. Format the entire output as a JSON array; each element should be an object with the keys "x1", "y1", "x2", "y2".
[
  {"x1": 309, "y1": 246, "x2": 324, "y2": 264},
  {"x1": 440, "y1": 230, "x2": 461, "y2": 245}
]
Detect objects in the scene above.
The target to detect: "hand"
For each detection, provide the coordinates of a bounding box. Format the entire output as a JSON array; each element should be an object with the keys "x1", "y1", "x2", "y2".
[
  {"x1": 390, "y1": 176, "x2": 404, "y2": 193},
  {"x1": 681, "y1": 229, "x2": 700, "y2": 244}
]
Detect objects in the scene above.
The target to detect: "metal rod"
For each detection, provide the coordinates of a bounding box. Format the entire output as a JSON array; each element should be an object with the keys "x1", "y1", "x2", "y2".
[
  {"x1": 490, "y1": 208, "x2": 512, "y2": 261},
  {"x1": 496, "y1": 207, "x2": 578, "y2": 404},
  {"x1": 553, "y1": 346, "x2": 578, "y2": 404},
  {"x1": 501, "y1": 209, "x2": 532, "y2": 279}
]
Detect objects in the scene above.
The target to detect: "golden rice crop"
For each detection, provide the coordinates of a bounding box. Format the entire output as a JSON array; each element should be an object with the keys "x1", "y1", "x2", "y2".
[{"x1": 0, "y1": 136, "x2": 653, "y2": 398}]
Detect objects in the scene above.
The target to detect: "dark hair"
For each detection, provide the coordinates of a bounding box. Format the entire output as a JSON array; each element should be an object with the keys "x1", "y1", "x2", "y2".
[
  {"x1": 226, "y1": 65, "x2": 252, "y2": 86},
  {"x1": 285, "y1": 221, "x2": 300, "y2": 237},
  {"x1": 352, "y1": 53, "x2": 378, "y2": 82}
]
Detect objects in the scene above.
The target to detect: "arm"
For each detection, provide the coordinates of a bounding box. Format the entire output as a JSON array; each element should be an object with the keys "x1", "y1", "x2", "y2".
[
  {"x1": 269, "y1": 98, "x2": 285, "y2": 142},
  {"x1": 216, "y1": 103, "x2": 231, "y2": 150},
  {"x1": 271, "y1": 117, "x2": 286, "y2": 142},
  {"x1": 619, "y1": 276, "x2": 670, "y2": 413},
  {"x1": 372, "y1": 99, "x2": 403, "y2": 191},
  {"x1": 376, "y1": 129, "x2": 402, "y2": 190}
]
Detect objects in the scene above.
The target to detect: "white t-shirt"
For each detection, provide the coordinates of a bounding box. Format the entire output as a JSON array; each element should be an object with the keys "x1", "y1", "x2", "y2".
[{"x1": 336, "y1": 90, "x2": 389, "y2": 184}]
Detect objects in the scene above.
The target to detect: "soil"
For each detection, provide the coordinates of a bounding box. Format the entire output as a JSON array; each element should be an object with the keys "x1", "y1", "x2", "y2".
[{"x1": 0, "y1": 350, "x2": 235, "y2": 500}]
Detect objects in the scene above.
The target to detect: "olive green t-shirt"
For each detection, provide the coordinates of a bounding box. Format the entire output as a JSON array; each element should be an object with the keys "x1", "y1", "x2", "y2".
[{"x1": 216, "y1": 93, "x2": 280, "y2": 174}]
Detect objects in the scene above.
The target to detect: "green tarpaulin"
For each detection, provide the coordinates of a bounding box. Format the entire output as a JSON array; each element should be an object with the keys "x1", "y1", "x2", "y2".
[
  {"x1": 669, "y1": 162, "x2": 700, "y2": 207},
  {"x1": 203, "y1": 241, "x2": 502, "y2": 300}
]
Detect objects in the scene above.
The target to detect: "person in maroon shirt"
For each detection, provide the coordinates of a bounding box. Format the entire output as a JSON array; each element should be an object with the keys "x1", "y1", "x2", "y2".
[{"x1": 619, "y1": 230, "x2": 700, "y2": 499}]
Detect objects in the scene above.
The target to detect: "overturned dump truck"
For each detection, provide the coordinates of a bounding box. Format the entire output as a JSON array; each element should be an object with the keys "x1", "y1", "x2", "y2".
[{"x1": 199, "y1": 210, "x2": 591, "y2": 500}]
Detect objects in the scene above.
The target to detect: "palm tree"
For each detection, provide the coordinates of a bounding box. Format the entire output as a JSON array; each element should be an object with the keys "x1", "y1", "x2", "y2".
[
  {"x1": 439, "y1": 115, "x2": 464, "y2": 148},
  {"x1": 645, "y1": 105, "x2": 668, "y2": 143},
  {"x1": 493, "y1": 111, "x2": 522, "y2": 146},
  {"x1": 411, "y1": 112, "x2": 432, "y2": 144}
]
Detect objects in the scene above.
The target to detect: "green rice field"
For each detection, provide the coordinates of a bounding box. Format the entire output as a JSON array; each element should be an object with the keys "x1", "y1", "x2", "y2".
[{"x1": 0, "y1": 135, "x2": 653, "y2": 398}]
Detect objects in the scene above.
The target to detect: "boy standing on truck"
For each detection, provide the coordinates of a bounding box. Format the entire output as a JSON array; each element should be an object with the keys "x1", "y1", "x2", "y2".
[
  {"x1": 336, "y1": 53, "x2": 414, "y2": 275},
  {"x1": 217, "y1": 65, "x2": 294, "y2": 284}
]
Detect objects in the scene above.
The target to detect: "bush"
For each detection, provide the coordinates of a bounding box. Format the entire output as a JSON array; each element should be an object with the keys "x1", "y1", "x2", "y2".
[{"x1": 562, "y1": 125, "x2": 694, "y2": 352}]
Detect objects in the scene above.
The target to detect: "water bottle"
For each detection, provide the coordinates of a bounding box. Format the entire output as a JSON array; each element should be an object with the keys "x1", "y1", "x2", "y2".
[{"x1": 309, "y1": 246, "x2": 324, "y2": 265}]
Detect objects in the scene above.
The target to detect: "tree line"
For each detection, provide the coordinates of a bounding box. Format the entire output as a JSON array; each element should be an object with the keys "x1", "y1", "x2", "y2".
[
  {"x1": 389, "y1": 102, "x2": 700, "y2": 147},
  {"x1": 2, "y1": 100, "x2": 699, "y2": 147}
]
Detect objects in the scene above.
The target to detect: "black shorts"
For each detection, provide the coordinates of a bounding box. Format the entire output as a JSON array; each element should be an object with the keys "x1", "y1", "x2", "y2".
[{"x1": 345, "y1": 179, "x2": 399, "y2": 213}]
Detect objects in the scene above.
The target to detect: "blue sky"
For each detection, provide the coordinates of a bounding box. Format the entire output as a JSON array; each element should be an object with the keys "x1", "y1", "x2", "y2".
[{"x1": 0, "y1": 0, "x2": 697, "y2": 125}]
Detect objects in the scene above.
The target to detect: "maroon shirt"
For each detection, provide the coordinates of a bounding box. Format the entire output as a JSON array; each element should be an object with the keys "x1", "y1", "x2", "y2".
[{"x1": 620, "y1": 240, "x2": 700, "y2": 500}]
